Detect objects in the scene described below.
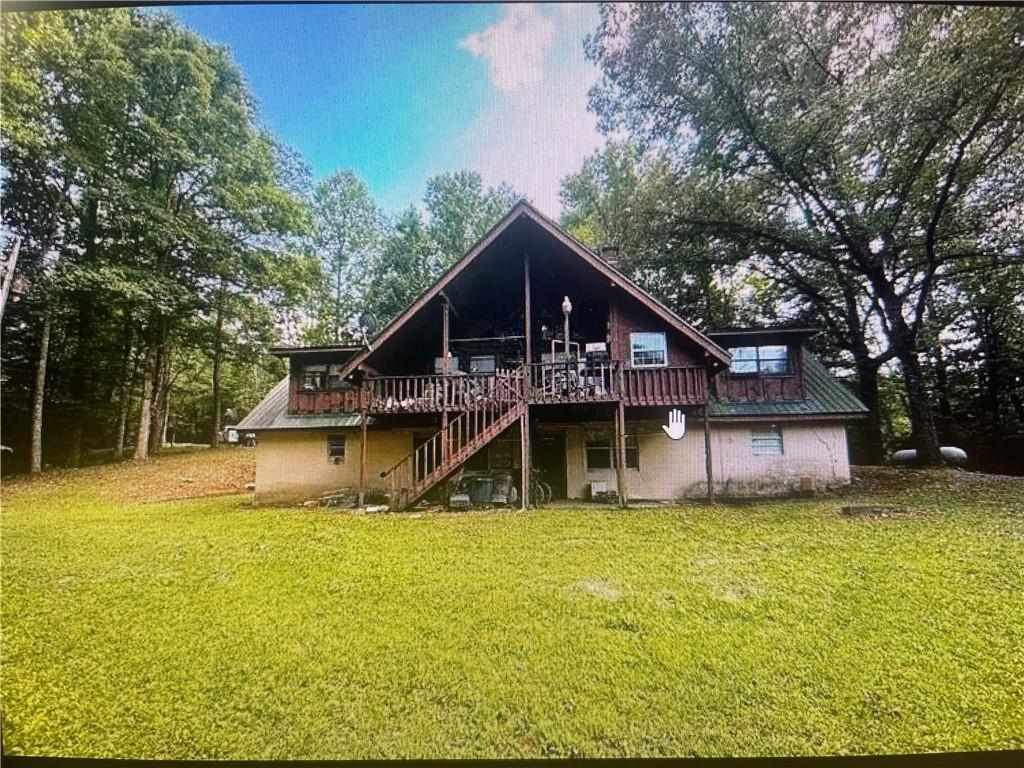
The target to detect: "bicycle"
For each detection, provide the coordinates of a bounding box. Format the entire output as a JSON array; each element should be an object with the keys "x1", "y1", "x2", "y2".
[{"x1": 529, "y1": 467, "x2": 552, "y2": 508}]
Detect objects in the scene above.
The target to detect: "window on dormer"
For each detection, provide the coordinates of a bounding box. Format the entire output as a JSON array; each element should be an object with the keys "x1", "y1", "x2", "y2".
[{"x1": 728, "y1": 345, "x2": 789, "y2": 375}]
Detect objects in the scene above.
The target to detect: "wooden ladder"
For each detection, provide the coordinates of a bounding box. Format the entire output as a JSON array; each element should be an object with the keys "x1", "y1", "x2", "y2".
[{"x1": 381, "y1": 369, "x2": 525, "y2": 511}]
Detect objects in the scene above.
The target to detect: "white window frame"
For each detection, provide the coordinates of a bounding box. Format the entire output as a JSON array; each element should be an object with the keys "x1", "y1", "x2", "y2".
[
  {"x1": 750, "y1": 427, "x2": 784, "y2": 456},
  {"x1": 629, "y1": 332, "x2": 668, "y2": 368}
]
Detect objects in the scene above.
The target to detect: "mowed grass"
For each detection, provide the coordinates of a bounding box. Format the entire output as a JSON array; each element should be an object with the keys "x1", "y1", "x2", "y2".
[{"x1": 2, "y1": 450, "x2": 1022, "y2": 758}]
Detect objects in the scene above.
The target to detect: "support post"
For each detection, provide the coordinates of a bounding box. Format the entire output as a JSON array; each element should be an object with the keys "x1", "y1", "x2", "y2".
[
  {"x1": 523, "y1": 251, "x2": 532, "y2": 376},
  {"x1": 615, "y1": 400, "x2": 628, "y2": 508},
  {"x1": 703, "y1": 404, "x2": 715, "y2": 503},
  {"x1": 358, "y1": 408, "x2": 368, "y2": 507},
  {"x1": 520, "y1": 409, "x2": 530, "y2": 510},
  {"x1": 441, "y1": 297, "x2": 449, "y2": 465}
]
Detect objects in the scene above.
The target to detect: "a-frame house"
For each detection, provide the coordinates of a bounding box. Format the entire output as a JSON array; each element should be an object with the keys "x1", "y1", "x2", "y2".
[{"x1": 238, "y1": 201, "x2": 866, "y2": 507}]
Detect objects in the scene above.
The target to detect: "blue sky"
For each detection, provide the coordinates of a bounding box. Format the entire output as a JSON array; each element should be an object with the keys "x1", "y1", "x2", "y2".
[{"x1": 168, "y1": 3, "x2": 604, "y2": 217}]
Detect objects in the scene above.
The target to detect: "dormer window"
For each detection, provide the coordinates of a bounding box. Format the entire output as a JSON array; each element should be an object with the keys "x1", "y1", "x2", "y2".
[
  {"x1": 728, "y1": 345, "x2": 789, "y2": 375},
  {"x1": 301, "y1": 364, "x2": 327, "y2": 390}
]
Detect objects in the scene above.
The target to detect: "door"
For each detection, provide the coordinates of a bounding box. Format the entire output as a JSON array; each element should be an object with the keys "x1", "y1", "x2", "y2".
[{"x1": 533, "y1": 432, "x2": 567, "y2": 500}]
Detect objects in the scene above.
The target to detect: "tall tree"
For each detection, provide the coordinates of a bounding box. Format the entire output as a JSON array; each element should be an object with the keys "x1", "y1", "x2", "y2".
[
  {"x1": 362, "y1": 206, "x2": 438, "y2": 326},
  {"x1": 586, "y1": 3, "x2": 1024, "y2": 464},
  {"x1": 560, "y1": 141, "x2": 740, "y2": 329},
  {"x1": 312, "y1": 170, "x2": 386, "y2": 343},
  {"x1": 424, "y1": 171, "x2": 518, "y2": 265}
]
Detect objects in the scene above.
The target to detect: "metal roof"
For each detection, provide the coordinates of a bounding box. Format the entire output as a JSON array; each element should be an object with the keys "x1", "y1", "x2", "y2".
[
  {"x1": 234, "y1": 377, "x2": 368, "y2": 431},
  {"x1": 708, "y1": 352, "x2": 868, "y2": 419}
]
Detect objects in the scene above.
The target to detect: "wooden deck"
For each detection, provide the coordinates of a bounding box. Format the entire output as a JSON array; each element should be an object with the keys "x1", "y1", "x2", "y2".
[{"x1": 289, "y1": 363, "x2": 707, "y2": 415}]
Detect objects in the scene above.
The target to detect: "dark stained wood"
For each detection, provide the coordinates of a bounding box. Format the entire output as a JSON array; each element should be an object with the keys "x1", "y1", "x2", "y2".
[
  {"x1": 615, "y1": 400, "x2": 628, "y2": 508},
  {"x1": 715, "y1": 371, "x2": 802, "y2": 402},
  {"x1": 358, "y1": 409, "x2": 368, "y2": 507}
]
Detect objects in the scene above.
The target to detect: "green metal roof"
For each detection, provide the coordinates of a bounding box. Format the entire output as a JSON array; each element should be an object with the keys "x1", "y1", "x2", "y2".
[
  {"x1": 708, "y1": 352, "x2": 868, "y2": 419},
  {"x1": 234, "y1": 377, "x2": 367, "y2": 431}
]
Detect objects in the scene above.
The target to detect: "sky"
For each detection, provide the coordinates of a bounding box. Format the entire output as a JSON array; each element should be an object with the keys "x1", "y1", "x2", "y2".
[{"x1": 168, "y1": 3, "x2": 605, "y2": 218}]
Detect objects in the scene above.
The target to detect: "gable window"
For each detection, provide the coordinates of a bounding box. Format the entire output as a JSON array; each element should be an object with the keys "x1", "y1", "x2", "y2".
[
  {"x1": 469, "y1": 354, "x2": 497, "y2": 374},
  {"x1": 301, "y1": 364, "x2": 327, "y2": 390},
  {"x1": 728, "y1": 345, "x2": 789, "y2": 375},
  {"x1": 750, "y1": 427, "x2": 783, "y2": 456},
  {"x1": 326, "y1": 433, "x2": 346, "y2": 463},
  {"x1": 630, "y1": 332, "x2": 667, "y2": 368},
  {"x1": 585, "y1": 434, "x2": 639, "y2": 470}
]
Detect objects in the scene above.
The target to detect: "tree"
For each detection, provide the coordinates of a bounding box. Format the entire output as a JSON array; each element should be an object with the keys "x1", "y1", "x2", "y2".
[
  {"x1": 560, "y1": 141, "x2": 740, "y2": 329},
  {"x1": 1, "y1": 9, "x2": 308, "y2": 468},
  {"x1": 362, "y1": 206, "x2": 439, "y2": 326},
  {"x1": 312, "y1": 170, "x2": 386, "y2": 343},
  {"x1": 586, "y1": 3, "x2": 1024, "y2": 464},
  {"x1": 424, "y1": 171, "x2": 518, "y2": 265}
]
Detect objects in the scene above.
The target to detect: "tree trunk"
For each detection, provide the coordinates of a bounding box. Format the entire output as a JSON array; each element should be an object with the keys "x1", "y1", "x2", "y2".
[
  {"x1": 148, "y1": 345, "x2": 169, "y2": 456},
  {"x1": 30, "y1": 314, "x2": 51, "y2": 473},
  {"x1": 115, "y1": 349, "x2": 139, "y2": 459},
  {"x1": 898, "y1": 347, "x2": 942, "y2": 465},
  {"x1": 133, "y1": 345, "x2": 157, "y2": 460},
  {"x1": 850, "y1": 356, "x2": 884, "y2": 465},
  {"x1": 210, "y1": 281, "x2": 226, "y2": 447}
]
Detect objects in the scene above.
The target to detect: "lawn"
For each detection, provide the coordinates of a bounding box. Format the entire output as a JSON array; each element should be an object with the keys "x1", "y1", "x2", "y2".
[{"x1": 1, "y1": 450, "x2": 1022, "y2": 758}]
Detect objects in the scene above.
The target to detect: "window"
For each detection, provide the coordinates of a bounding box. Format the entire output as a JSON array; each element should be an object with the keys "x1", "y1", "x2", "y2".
[
  {"x1": 469, "y1": 354, "x2": 497, "y2": 374},
  {"x1": 327, "y1": 364, "x2": 347, "y2": 390},
  {"x1": 326, "y1": 433, "x2": 346, "y2": 462},
  {"x1": 301, "y1": 364, "x2": 327, "y2": 390},
  {"x1": 750, "y1": 427, "x2": 783, "y2": 456},
  {"x1": 728, "y1": 345, "x2": 790, "y2": 375},
  {"x1": 630, "y1": 332, "x2": 667, "y2": 368},
  {"x1": 585, "y1": 434, "x2": 639, "y2": 470}
]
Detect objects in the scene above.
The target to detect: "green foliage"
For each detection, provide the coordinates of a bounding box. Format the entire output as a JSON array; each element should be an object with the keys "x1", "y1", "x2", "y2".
[
  {"x1": 424, "y1": 170, "x2": 518, "y2": 266},
  {"x1": 585, "y1": 3, "x2": 1024, "y2": 462},
  {"x1": 560, "y1": 141, "x2": 739, "y2": 328},
  {"x1": 0, "y1": 9, "x2": 312, "y2": 464},
  {"x1": 2, "y1": 453, "x2": 1022, "y2": 757}
]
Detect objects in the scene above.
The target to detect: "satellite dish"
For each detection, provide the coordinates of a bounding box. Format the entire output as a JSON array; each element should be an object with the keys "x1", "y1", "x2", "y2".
[{"x1": 358, "y1": 311, "x2": 379, "y2": 335}]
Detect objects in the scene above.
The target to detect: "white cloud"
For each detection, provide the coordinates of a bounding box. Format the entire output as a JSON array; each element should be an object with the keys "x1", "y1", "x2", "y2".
[
  {"x1": 458, "y1": 4, "x2": 555, "y2": 94},
  {"x1": 456, "y1": 4, "x2": 605, "y2": 218}
]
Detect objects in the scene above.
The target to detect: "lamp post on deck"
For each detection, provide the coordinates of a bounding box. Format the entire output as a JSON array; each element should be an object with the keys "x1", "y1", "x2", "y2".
[{"x1": 561, "y1": 296, "x2": 572, "y2": 357}]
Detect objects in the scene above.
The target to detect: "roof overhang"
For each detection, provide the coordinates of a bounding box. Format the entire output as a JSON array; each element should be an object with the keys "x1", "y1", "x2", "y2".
[
  {"x1": 269, "y1": 344, "x2": 366, "y2": 358},
  {"x1": 708, "y1": 327, "x2": 822, "y2": 348}
]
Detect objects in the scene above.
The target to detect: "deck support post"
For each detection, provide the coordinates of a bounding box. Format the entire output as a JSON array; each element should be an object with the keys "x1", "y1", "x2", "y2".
[
  {"x1": 615, "y1": 400, "x2": 628, "y2": 508},
  {"x1": 523, "y1": 251, "x2": 532, "y2": 373},
  {"x1": 703, "y1": 404, "x2": 715, "y2": 503},
  {"x1": 519, "y1": 408, "x2": 530, "y2": 510},
  {"x1": 441, "y1": 297, "x2": 450, "y2": 466},
  {"x1": 358, "y1": 407, "x2": 368, "y2": 507}
]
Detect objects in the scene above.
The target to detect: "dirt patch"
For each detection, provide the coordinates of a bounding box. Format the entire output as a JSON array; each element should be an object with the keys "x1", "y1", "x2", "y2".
[
  {"x1": 848, "y1": 466, "x2": 1024, "y2": 498},
  {"x1": 572, "y1": 579, "x2": 622, "y2": 601},
  {"x1": 3, "y1": 447, "x2": 255, "y2": 504}
]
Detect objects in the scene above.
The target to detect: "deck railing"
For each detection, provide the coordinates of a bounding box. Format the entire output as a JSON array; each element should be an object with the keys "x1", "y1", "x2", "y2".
[
  {"x1": 622, "y1": 365, "x2": 706, "y2": 406},
  {"x1": 527, "y1": 360, "x2": 620, "y2": 403},
  {"x1": 288, "y1": 362, "x2": 707, "y2": 414}
]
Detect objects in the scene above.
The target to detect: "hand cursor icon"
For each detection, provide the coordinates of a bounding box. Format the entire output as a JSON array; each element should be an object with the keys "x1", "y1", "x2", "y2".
[{"x1": 662, "y1": 409, "x2": 686, "y2": 440}]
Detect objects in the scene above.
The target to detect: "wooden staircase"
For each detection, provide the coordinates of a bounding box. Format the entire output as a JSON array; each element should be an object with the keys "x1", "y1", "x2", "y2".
[{"x1": 381, "y1": 368, "x2": 525, "y2": 511}]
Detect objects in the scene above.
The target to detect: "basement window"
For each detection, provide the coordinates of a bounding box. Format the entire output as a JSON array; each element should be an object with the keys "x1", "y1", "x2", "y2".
[
  {"x1": 326, "y1": 433, "x2": 346, "y2": 463},
  {"x1": 750, "y1": 427, "x2": 784, "y2": 456},
  {"x1": 585, "y1": 435, "x2": 639, "y2": 470},
  {"x1": 630, "y1": 332, "x2": 667, "y2": 368}
]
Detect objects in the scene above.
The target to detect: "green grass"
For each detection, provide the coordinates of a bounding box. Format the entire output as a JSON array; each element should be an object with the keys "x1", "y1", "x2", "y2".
[{"x1": 2, "y1": 453, "x2": 1022, "y2": 758}]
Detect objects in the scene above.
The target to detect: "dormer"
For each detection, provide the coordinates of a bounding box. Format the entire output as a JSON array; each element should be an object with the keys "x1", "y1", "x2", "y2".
[{"x1": 708, "y1": 327, "x2": 819, "y2": 403}]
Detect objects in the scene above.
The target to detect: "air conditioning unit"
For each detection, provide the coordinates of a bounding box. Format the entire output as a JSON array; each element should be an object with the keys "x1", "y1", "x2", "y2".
[{"x1": 590, "y1": 481, "x2": 608, "y2": 498}]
